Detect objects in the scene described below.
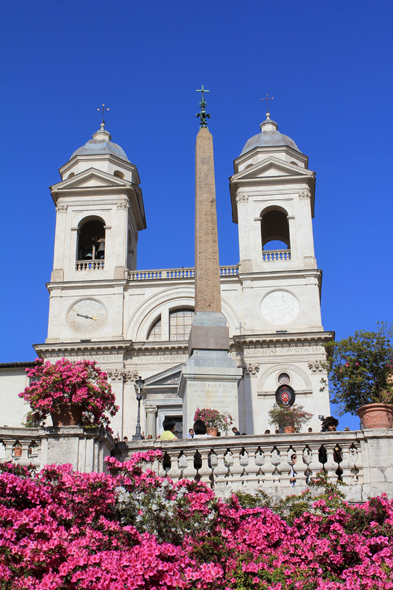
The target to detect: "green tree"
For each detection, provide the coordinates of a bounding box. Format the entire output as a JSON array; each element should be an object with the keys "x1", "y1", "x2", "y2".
[{"x1": 322, "y1": 322, "x2": 393, "y2": 415}]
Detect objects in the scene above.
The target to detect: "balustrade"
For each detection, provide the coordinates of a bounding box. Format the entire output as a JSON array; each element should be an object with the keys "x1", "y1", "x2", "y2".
[
  {"x1": 75, "y1": 260, "x2": 105, "y2": 271},
  {"x1": 119, "y1": 431, "x2": 366, "y2": 500},
  {"x1": 127, "y1": 265, "x2": 238, "y2": 281},
  {"x1": 0, "y1": 427, "x2": 388, "y2": 502},
  {"x1": 0, "y1": 428, "x2": 41, "y2": 468},
  {"x1": 262, "y1": 250, "x2": 291, "y2": 262}
]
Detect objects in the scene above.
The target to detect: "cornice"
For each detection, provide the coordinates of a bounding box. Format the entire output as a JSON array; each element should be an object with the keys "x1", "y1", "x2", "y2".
[
  {"x1": 132, "y1": 341, "x2": 188, "y2": 355},
  {"x1": 231, "y1": 331, "x2": 335, "y2": 348},
  {"x1": 34, "y1": 341, "x2": 133, "y2": 357},
  {"x1": 238, "y1": 268, "x2": 322, "y2": 282},
  {"x1": 233, "y1": 145, "x2": 309, "y2": 168}
]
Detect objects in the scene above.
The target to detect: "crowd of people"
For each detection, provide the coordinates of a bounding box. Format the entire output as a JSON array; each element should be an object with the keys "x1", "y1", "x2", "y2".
[{"x1": 114, "y1": 415, "x2": 346, "y2": 445}]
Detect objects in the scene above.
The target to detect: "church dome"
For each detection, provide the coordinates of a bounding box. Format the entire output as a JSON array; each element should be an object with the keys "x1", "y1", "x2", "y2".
[
  {"x1": 71, "y1": 124, "x2": 130, "y2": 162},
  {"x1": 240, "y1": 114, "x2": 301, "y2": 156}
]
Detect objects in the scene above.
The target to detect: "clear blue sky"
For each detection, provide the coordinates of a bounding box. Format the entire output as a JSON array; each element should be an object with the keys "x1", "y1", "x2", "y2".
[{"x1": 1, "y1": 1, "x2": 392, "y2": 429}]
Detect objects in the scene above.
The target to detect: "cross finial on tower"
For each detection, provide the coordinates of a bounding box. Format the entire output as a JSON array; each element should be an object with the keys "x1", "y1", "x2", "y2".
[
  {"x1": 196, "y1": 85, "x2": 210, "y2": 128},
  {"x1": 97, "y1": 104, "x2": 110, "y2": 128},
  {"x1": 261, "y1": 94, "x2": 274, "y2": 118}
]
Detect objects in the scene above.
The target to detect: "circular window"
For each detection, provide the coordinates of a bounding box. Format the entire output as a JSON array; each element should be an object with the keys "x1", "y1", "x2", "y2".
[{"x1": 278, "y1": 373, "x2": 290, "y2": 385}]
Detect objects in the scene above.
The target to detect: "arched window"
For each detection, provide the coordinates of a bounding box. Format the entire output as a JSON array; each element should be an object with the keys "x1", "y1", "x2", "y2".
[
  {"x1": 169, "y1": 309, "x2": 195, "y2": 341},
  {"x1": 261, "y1": 208, "x2": 290, "y2": 251},
  {"x1": 114, "y1": 170, "x2": 124, "y2": 179},
  {"x1": 147, "y1": 317, "x2": 162, "y2": 341},
  {"x1": 78, "y1": 218, "x2": 106, "y2": 261}
]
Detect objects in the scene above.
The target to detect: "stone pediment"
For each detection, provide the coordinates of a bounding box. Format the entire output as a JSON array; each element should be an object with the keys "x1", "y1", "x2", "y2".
[
  {"x1": 234, "y1": 157, "x2": 313, "y2": 181},
  {"x1": 144, "y1": 364, "x2": 184, "y2": 391},
  {"x1": 51, "y1": 168, "x2": 129, "y2": 192}
]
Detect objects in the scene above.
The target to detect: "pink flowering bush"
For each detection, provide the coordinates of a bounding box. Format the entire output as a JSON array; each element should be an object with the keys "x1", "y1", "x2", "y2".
[
  {"x1": 194, "y1": 408, "x2": 233, "y2": 433},
  {"x1": 0, "y1": 453, "x2": 393, "y2": 589},
  {"x1": 19, "y1": 358, "x2": 118, "y2": 431}
]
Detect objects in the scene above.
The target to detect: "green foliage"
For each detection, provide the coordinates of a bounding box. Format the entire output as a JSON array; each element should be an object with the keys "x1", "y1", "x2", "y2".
[
  {"x1": 233, "y1": 470, "x2": 347, "y2": 526},
  {"x1": 268, "y1": 403, "x2": 313, "y2": 431},
  {"x1": 322, "y1": 321, "x2": 393, "y2": 415}
]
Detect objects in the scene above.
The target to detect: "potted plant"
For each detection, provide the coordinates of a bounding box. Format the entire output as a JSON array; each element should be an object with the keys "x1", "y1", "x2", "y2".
[
  {"x1": 268, "y1": 403, "x2": 313, "y2": 433},
  {"x1": 19, "y1": 358, "x2": 118, "y2": 431},
  {"x1": 193, "y1": 408, "x2": 233, "y2": 436},
  {"x1": 322, "y1": 322, "x2": 393, "y2": 429}
]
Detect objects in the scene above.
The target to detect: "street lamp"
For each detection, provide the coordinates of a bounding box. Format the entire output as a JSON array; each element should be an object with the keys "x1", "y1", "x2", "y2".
[{"x1": 132, "y1": 376, "x2": 145, "y2": 441}]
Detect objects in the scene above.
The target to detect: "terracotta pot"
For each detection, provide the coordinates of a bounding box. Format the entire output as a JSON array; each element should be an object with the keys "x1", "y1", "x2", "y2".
[
  {"x1": 13, "y1": 446, "x2": 23, "y2": 457},
  {"x1": 356, "y1": 403, "x2": 393, "y2": 429},
  {"x1": 206, "y1": 427, "x2": 219, "y2": 437},
  {"x1": 283, "y1": 425, "x2": 296, "y2": 433},
  {"x1": 51, "y1": 404, "x2": 82, "y2": 427}
]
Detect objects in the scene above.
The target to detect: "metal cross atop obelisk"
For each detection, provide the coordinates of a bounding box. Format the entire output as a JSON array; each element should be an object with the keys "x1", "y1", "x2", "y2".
[
  {"x1": 97, "y1": 104, "x2": 109, "y2": 127},
  {"x1": 196, "y1": 85, "x2": 210, "y2": 128},
  {"x1": 261, "y1": 93, "x2": 274, "y2": 115}
]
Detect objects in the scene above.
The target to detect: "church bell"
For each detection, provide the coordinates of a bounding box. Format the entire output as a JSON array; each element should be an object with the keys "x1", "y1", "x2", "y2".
[{"x1": 96, "y1": 239, "x2": 105, "y2": 258}]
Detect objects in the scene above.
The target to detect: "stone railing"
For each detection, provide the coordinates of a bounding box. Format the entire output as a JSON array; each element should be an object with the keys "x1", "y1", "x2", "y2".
[
  {"x1": 115, "y1": 429, "x2": 393, "y2": 503},
  {"x1": 127, "y1": 265, "x2": 239, "y2": 281},
  {"x1": 1, "y1": 427, "x2": 391, "y2": 503},
  {"x1": 75, "y1": 260, "x2": 105, "y2": 271},
  {"x1": 0, "y1": 428, "x2": 41, "y2": 468},
  {"x1": 262, "y1": 250, "x2": 291, "y2": 262},
  {"x1": 0, "y1": 426, "x2": 114, "y2": 473}
]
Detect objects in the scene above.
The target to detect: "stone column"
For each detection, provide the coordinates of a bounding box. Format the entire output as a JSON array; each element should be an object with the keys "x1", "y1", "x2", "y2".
[{"x1": 145, "y1": 405, "x2": 157, "y2": 439}]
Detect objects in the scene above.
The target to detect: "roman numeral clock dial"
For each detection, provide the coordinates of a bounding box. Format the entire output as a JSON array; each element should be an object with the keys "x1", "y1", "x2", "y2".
[{"x1": 67, "y1": 299, "x2": 107, "y2": 334}]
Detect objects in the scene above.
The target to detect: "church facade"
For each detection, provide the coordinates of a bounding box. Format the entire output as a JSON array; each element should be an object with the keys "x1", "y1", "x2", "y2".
[{"x1": 8, "y1": 113, "x2": 333, "y2": 438}]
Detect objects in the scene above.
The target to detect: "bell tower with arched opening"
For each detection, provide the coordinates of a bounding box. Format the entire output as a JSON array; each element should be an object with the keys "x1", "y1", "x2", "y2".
[
  {"x1": 229, "y1": 111, "x2": 322, "y2": 334},
  {"x1": 46, "y1": 124, "x2": 146, "y2": 344}
]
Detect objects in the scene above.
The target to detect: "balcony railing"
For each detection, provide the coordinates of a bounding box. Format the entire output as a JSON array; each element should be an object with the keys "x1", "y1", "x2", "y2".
[
  {"x1": 262, "y1": 250, "x2": 291, "y2": 262},
  {"x1": 1, "y1": 427, "x2": 392, "y2": 503},
  {"x1": 116, "y1": 431, "x2": 365, "y2": 501},
  {"x1": 76, "y1": 260, "x2": 105, "y2": 271},
  {"x1": 127, "y1": 265, "x2": 239, "y2": 281}
]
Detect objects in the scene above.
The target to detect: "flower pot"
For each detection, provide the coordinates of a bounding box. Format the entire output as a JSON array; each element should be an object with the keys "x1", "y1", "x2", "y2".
[
  {"x1": 356, "y1": 403, "x2": 393, "y2": 429},
  {"x1": 13, "y1": 446, "x2": 23, "y2": 457},
  {"x1": 283, "y1": 426, "x2": 296, "y2": 433},
  {"x1": 207, "y1": 427, "x2": 219, "y2": 437},
  {"x1": 51, "y1": 404, "x2": 82, "y2": 427}
]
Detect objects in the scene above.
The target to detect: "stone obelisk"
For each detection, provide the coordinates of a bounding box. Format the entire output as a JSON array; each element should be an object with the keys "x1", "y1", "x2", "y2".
[{"x1": 179, "y1": 87, "x2": 242, "y2": 432}]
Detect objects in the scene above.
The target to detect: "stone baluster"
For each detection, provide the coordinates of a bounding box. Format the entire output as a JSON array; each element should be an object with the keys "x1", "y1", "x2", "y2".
[
  {"x1": 339, "y1": 443, "x2": 353, "y2": 484},
  {"x1": 260, "y1": 447, "x2": 275, "y2": 486},
  {"x1": 198, "y1": 448, "x2": 212, "y2": 485},
  {"x1": 181, "y1": 449, "x2": 197, "y2": 480},
  {"x1": 213, "y1": 447, "x2": 228, "y2": 491},
  {"x1": 324, "y1": 445, "x2": 338, "y2": 480},
  {"x1": 230, "y1": 447, "x2": 244, "y2": 492},
  {"x1": 167, "y1": 452, "x2": 182, "y2": 482},
  {"x1": 242, "y1": 445, "x2": 259, "y2": 490},
  {"x1": 352, "y1": 445, "x2": 363, "y2": 484},
  {"x1": 294, "y1": 449, "x2": 308, "y2": 487},
  {"x1": 255, "y1": 448, "x2": 265, "y2": 485},
  {"x1": 308, "y1": 444, "x2": 323, "y2": 480},
  {"x1": 271, "y1": 447, "x2": 282, "y2": 485}
]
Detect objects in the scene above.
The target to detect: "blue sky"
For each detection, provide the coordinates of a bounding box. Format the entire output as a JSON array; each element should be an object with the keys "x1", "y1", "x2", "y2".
[{"x1": 1, "y1": 1, "x2": 392, "y2": 429}]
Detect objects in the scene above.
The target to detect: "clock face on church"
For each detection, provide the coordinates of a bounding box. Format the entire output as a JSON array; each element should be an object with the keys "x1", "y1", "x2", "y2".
[
  {"x1": 261, "y1": 290, "x2": 300, "y2": 326},
  {"x1": 67, "y1": 299, "x2": 107, "y2": 334}
]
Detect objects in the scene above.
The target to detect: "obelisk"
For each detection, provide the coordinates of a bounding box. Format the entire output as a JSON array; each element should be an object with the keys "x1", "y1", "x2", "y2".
[{"x1": 179, "y1": 87, "x2": 242, "y2": 432}]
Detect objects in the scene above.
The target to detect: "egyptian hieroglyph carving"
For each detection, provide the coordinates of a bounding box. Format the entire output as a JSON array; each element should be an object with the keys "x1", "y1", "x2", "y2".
[{"x1": 194, "y1": 127, "x2": 221, "y2": 313}]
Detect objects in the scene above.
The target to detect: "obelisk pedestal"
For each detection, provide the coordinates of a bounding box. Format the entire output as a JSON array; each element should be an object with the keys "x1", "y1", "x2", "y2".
[{"x1": 179, "y1": 117, "x2": 242, "y2": 432}]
